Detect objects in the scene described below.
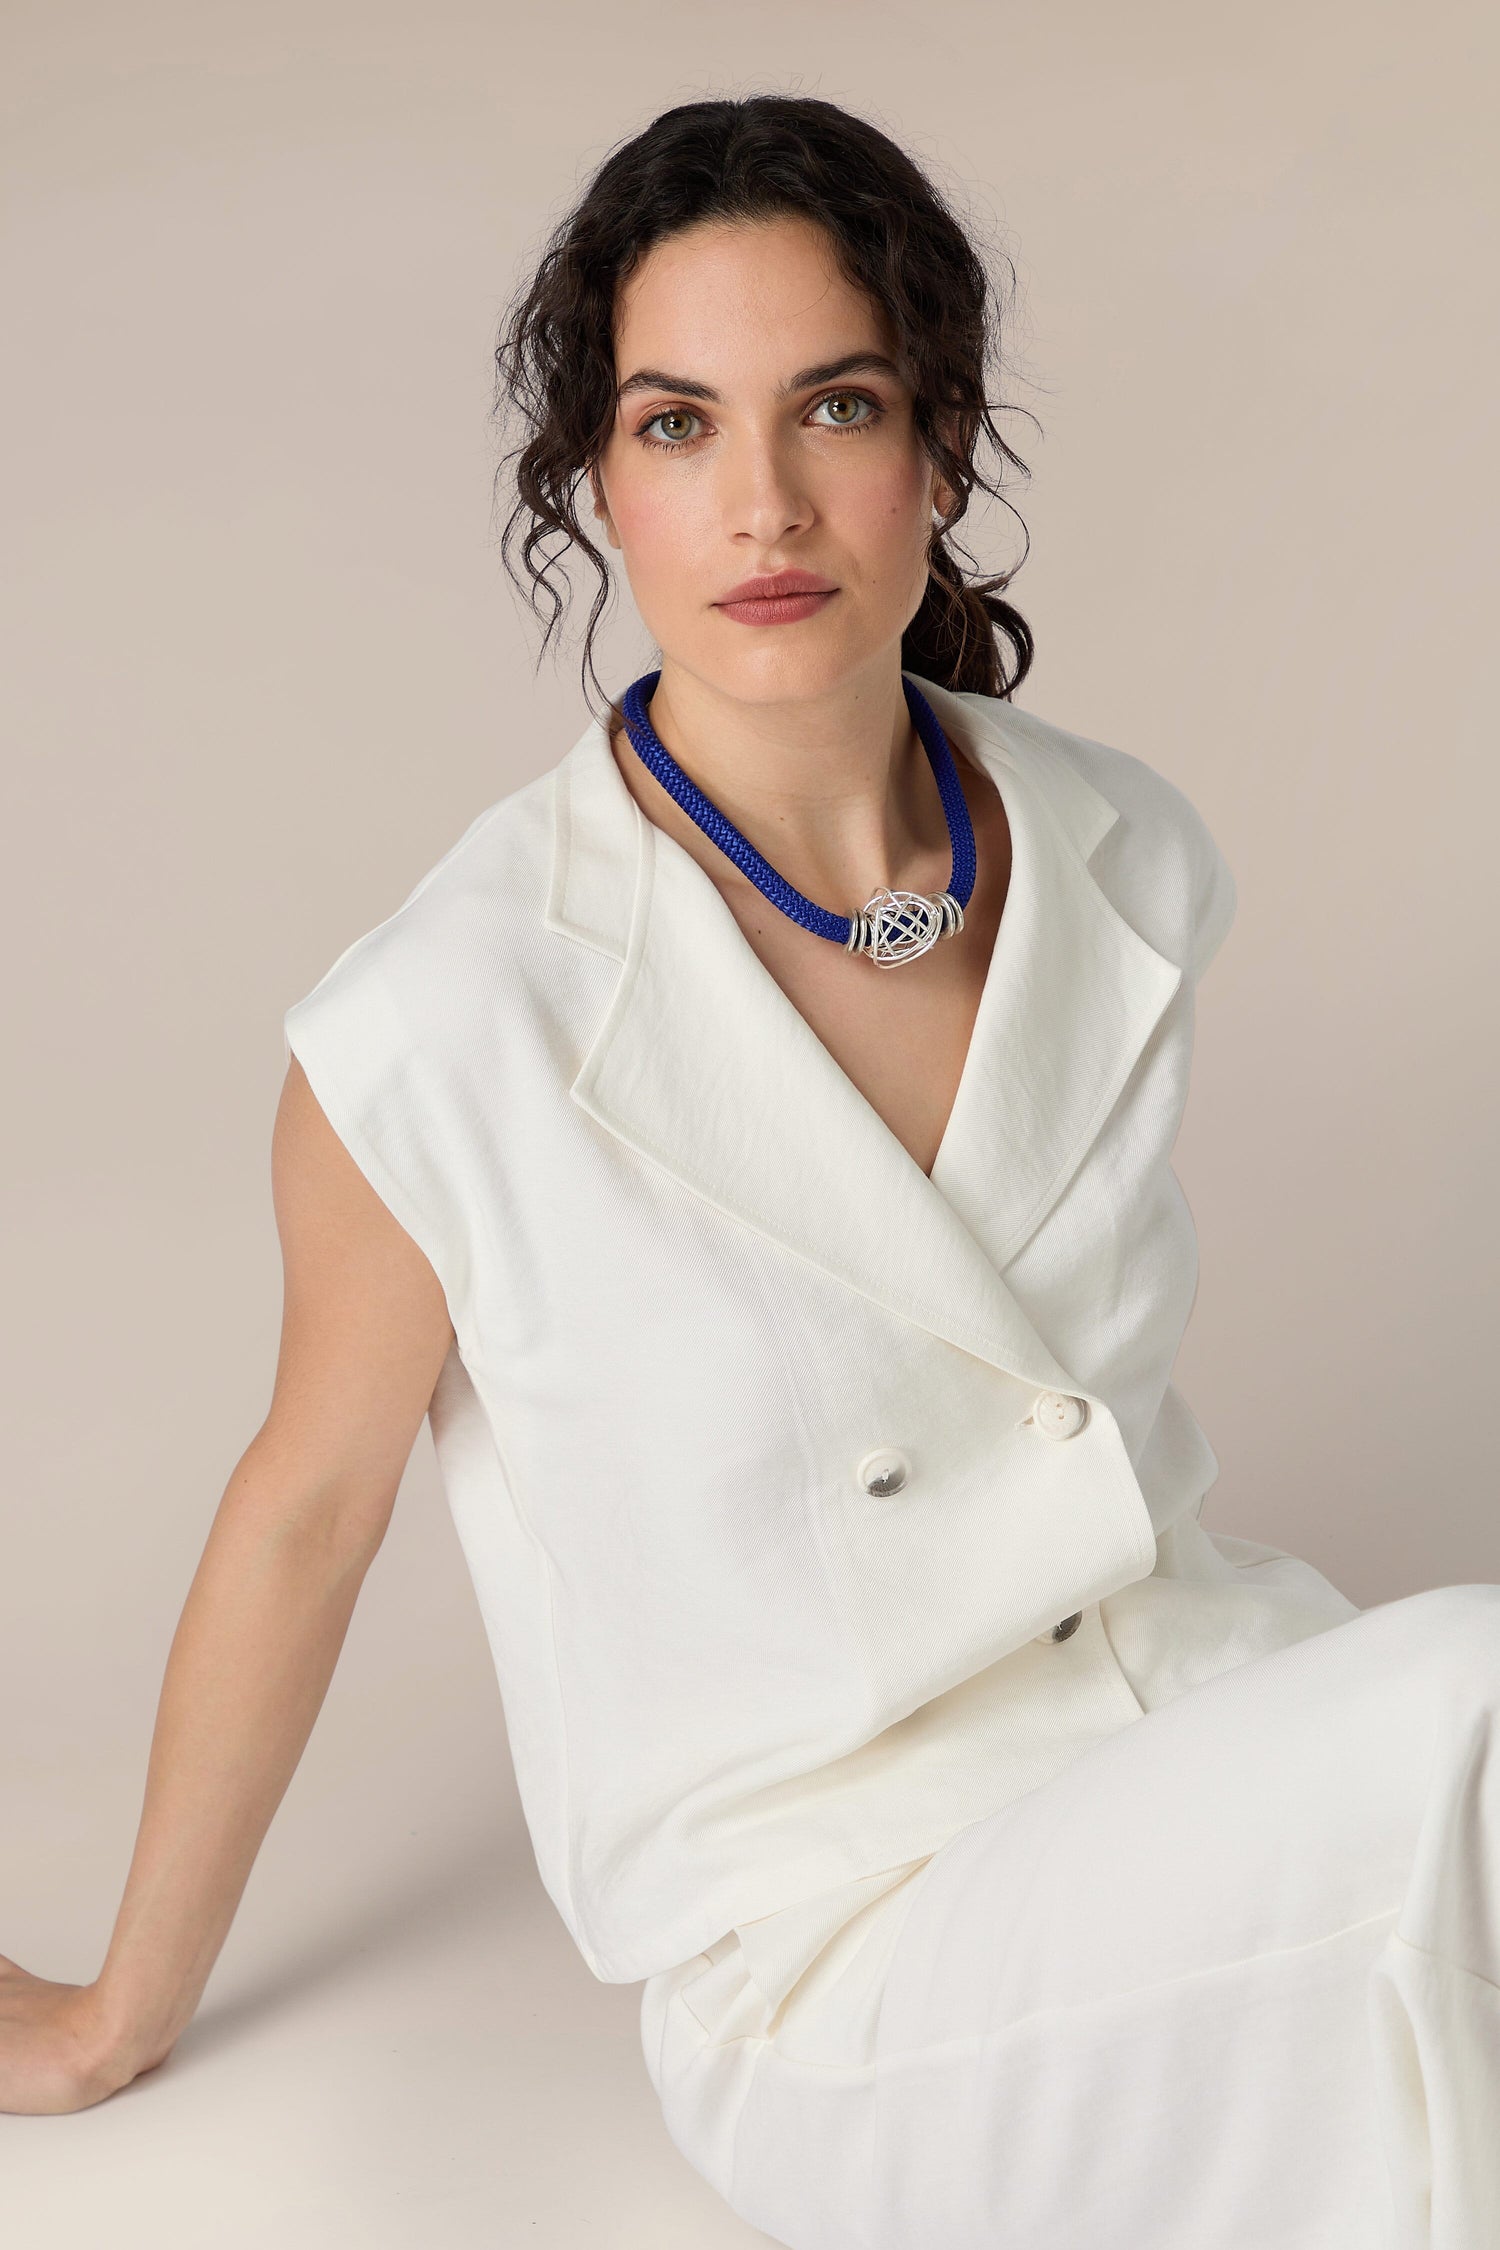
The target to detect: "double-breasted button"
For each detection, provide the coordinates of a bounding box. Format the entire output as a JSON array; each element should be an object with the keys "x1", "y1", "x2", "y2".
[
  {"x1": 855, "y1": 1446, "x2": 910, "y2": 1497},
  {"x1": 1031, "y1": 1390, "x2": 1089, "y2": 1440}
]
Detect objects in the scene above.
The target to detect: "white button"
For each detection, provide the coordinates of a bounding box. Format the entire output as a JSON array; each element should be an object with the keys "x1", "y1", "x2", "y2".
[
  {"x1": 1031, "y1": 1390, "x2": 1089, "y2": 1440},
  {"x1": 856, "y1": 1446, "x2": 910, "y2": 1497}
]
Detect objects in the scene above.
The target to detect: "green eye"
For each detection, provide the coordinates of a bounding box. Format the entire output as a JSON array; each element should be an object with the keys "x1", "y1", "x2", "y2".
[
  {"x1": 635, "y1": 390, "x2": 885, "y2": 454},
  {"x1": 645, "y1": 408, "x2": 699, "y2": 444}
]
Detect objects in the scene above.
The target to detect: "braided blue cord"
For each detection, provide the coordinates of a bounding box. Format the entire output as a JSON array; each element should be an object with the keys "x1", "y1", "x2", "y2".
[{"x1": 617, "y1": 669, "x2": 977, "y2": 947}]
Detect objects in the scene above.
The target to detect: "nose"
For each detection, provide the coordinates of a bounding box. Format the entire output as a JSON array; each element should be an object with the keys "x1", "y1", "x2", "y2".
[{"x1": 720, "y1": 428, "x2": 815, "y2": 549}]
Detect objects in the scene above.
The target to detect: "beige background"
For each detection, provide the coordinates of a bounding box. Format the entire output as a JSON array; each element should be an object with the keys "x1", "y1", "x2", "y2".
[{"x1": 3, "y1": 2, "x2": 1496, "y2": 2242}]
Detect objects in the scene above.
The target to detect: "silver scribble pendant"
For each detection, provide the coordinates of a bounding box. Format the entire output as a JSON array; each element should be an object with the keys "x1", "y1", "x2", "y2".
[{"x1": 846, "y1": 886, "x2": 966, "y2": 966}]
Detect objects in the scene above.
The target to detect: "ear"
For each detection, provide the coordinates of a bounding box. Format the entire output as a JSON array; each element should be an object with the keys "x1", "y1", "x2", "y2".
[
  {"x1": 589, "y1": 467, "x2": 619, "y2": 550},
  {"x1": 929, "y1": 453, "x2": 959, "y2": 526},
  {"x1": 927, "y1": 416, "x2": 961, "y2": 524}
]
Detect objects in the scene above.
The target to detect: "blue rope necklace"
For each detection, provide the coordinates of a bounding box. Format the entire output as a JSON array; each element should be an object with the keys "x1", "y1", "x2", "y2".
[{"x1": 617, "y1": 669, "x2": 977, "y2": 967}]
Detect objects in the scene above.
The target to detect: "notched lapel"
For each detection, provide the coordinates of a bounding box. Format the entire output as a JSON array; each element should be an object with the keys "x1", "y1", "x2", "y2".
[
  {"x1": 544, "y1": 677, "x2": 1182, "y2": 1392},
  {"x1": 920, "y1": 680, "x2": 1185, "y2": 1275}
]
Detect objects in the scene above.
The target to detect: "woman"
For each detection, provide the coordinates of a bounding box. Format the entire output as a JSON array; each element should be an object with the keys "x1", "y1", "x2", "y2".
[{"x1": 3, "y1": 91, "x2": 1496, "y2": 2247}]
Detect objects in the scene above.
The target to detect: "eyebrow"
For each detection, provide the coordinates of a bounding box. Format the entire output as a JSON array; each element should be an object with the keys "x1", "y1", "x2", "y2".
[{"x1": 615, "y1": 351, "x2": 906, "y2": 407}]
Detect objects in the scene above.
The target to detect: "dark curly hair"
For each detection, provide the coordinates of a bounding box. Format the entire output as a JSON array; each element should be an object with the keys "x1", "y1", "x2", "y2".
[{"x1": 490, "y1": 92, "x2": 1039, "y2": 720}]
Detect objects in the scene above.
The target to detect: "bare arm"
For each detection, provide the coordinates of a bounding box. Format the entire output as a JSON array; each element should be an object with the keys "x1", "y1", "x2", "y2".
[{"x1": 0, "y1": 1056, "x2": 456, "y2": 2113}]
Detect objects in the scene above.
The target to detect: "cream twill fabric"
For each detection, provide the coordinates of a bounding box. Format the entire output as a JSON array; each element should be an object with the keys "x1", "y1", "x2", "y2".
[{"x1": 281, "y1": 672, "x2": 1357, "y2": 1988}]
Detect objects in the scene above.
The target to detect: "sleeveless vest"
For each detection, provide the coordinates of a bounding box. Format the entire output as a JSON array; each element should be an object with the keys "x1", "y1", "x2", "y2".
[{"x1": 282, "y1": 673, "x2": 1295, "y2": 1984}]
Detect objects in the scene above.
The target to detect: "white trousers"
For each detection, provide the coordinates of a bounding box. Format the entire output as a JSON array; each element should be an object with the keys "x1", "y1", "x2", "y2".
[{"x1": 640, "y1": 1583, "x2": 1500, "y2": 2249}]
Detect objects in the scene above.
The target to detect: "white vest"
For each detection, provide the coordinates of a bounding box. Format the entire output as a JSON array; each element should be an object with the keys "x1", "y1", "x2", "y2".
[{"x1": 282, "y1": 673, "x2": 1347, "y2": 1984}]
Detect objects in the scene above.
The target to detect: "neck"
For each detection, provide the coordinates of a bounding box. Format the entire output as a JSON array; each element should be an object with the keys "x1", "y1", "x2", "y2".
[{"x1": 609, "y1": 657, "x2": 966, "y2": 909}]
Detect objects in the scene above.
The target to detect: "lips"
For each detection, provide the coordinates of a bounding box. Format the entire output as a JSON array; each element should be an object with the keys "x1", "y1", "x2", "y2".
[
  {"x1": 717, "y1": 569, "x2": 837, "y2": 603},
  {"x1": 715, "y1": 570, "x2": 839, "y2": 628}
]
